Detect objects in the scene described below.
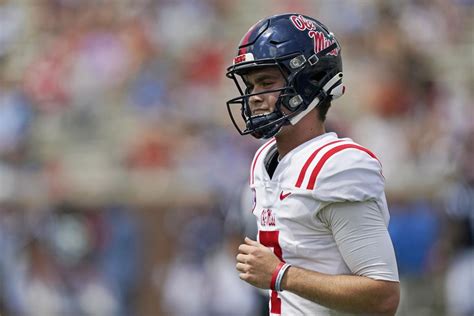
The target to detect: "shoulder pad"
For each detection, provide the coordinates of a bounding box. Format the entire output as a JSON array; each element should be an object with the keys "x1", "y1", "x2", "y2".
[{"x1": 295, "y1": 140, "x2": 384, "y2": 202}]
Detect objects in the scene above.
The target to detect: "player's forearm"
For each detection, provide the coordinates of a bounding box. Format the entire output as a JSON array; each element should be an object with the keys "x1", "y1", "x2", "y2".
[{"x1": 281, "y1": 266, "x2": 400, "y2": 315}]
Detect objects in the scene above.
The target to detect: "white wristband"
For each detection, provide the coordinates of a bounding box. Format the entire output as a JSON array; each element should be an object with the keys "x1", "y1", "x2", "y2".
[{"x1": 275, "y1": 263, "x2": 291, "y2": 292}]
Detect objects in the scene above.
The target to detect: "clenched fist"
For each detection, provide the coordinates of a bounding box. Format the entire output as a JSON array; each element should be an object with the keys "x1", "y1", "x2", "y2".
[{"x1": 236, "y1": 237, "x2": 282, "y2": 289}]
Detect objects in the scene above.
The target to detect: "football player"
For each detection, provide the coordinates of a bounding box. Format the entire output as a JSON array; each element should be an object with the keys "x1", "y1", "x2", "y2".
[{"x1": 227, "y1": 13, "x2": 400, "y2": 315}]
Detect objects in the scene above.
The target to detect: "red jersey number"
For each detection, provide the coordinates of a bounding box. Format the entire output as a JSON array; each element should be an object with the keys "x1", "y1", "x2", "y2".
[{"x1": 259, "y1": 230, "x2": 284, "y2": 315}]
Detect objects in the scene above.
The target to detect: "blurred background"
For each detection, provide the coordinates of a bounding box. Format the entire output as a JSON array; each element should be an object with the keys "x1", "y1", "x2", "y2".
[{"x1": 0, "y1": 0, "x2": 472, "y2": 315}]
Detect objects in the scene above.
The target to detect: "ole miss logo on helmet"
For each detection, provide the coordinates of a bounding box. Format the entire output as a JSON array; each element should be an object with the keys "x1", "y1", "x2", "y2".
[
  {"x1": 233, "y1": 52, "x2": 254, "y2": 65},
  {"x1": 289, "y1": 14, "x2": 339, "y2": 56}
]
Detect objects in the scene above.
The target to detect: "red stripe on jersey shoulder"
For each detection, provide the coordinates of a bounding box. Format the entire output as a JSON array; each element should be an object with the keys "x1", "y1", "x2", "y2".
[
  {"x1": 250, "y1": 138, "x2": 276, "y2": 185},
  {"x1": 306, "y1": 144, "x2": 379, "y2": 190},
  {"x1": 295, "y1": 140, "x2": 345, "y2": 188}
]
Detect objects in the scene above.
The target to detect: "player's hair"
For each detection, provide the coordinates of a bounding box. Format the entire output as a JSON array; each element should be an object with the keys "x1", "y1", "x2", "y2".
[{"x1": 317, "y1": 99, "x2": 331, "y2": 122}]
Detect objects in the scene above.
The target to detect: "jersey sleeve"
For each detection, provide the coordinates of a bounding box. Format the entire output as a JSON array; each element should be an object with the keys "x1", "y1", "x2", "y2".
[
  {"x1": 310, "y1": 145, "x2": 385, "y2": 203},
  {"x1": 318, "y1": 200, "x2": 399, "y2": 282}
]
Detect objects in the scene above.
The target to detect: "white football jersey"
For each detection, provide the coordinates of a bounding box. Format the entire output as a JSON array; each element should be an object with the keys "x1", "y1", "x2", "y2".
[{"x1": 250, "y1": 132, "x2": 391, "y2": 315}]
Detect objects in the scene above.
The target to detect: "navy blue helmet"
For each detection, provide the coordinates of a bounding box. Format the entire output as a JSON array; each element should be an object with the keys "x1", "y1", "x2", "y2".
[{"x1": 226, "y1": 13, "x2": 345, "y2": 139}]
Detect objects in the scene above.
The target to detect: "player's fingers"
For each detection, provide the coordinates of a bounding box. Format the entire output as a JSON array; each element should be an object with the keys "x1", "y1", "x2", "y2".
[
  {"x1": 236, "y1": 262, "x2": 247, "y2": 272},
  {"x1": 239, "y1": 272, "x2": 250, "y2": 282},
  {"x1": 236, "y1": 253, "x2": 247, "y2": 263},
  {"x1": 238, "y1": 243, "x2": 253, "y2": 254},
  {"x1": 244, "y1": 237, "x2": 258, "y2": 245},
  {"x1": 245, "y1": 237, "x2": 267, "y2": 250}
]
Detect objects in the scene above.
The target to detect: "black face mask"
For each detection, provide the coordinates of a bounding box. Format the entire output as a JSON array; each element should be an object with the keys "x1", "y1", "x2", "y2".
[{"x1": 246, "y1": 111, "x2": 287, "y2": 139}]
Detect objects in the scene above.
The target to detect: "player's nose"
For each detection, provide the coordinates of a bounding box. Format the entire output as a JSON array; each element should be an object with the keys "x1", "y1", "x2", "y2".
[{"x1": 248, "y1": 92, "x2": 263, "y2": 109}]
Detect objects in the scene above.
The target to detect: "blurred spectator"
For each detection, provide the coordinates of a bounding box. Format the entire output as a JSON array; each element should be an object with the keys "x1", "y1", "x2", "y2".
[
  {"x1": 0, "y1": 203, "x2": 140, "y2": 316},
  {"x1": 99, "y1": 204, "x2": 141, "y2": 316},
  {"x1": 0, "y1": 78, "x2": 33, "y2": 157},
  {"x1": 159, "y1": 204, "x2": 222, "y2": 316},
  {"x1": 126, "y1": 60, "x2": 171, "y2": 119},
  {"x1": 203, "y1": 228, "x2": 262, "y2": 316},
  {"x1": 442, "y1": 128, "x2": 474, "y2": 316},
  {"x1": 0, "y1": 201, "x2": 29, "y2": 315},
  {"x1": 0, "y1": 0, "x2": 25, "y2": 58},
  {"x1": 159, "y1": 200, "x2": 261, "y2": 316}
]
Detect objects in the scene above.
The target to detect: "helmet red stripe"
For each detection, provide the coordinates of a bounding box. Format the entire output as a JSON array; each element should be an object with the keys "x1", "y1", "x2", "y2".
[{"x1": 238, "y1": 23, "x2": 259, "y2": 55}]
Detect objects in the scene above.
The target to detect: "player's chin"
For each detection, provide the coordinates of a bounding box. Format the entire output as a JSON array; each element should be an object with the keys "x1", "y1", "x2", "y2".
[{"x1": 275, "y1": 124, "x2": 290, "y2": 137}]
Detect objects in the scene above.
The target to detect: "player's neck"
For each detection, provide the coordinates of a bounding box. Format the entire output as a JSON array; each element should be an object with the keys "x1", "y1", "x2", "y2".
[{"x1": 275, "y1": 119, "x2": 326, "y2": 159}]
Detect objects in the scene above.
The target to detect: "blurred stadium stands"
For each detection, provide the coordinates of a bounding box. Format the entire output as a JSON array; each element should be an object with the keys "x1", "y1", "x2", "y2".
[{"x1": 0, "y1": 0, "x2": 472, "y2": 315}]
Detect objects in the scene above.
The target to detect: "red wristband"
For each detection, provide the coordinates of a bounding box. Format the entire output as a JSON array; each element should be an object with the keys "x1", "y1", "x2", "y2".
[{"x1": 270, "y1": 262, "x2": 285, "y2": 291}]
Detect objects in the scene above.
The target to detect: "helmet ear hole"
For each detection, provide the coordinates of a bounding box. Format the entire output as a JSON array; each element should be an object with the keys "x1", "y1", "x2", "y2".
[{"x1": 281, "y1": 94, "x2": 303, "y2": 111}]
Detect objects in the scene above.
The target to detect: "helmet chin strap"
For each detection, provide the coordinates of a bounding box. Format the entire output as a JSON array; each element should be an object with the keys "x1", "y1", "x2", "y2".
[
  {"x1": 288, "y1": 71, "x2": 344, "y2": 125},
  {"x1": 289, "y1": 96, "x2": 320, "y2": 125}
]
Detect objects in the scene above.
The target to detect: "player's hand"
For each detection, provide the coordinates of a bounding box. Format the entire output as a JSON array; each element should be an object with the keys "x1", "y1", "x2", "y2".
[{"x1": 236, "y1": 237, "x2": 282, "y2": 289}]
